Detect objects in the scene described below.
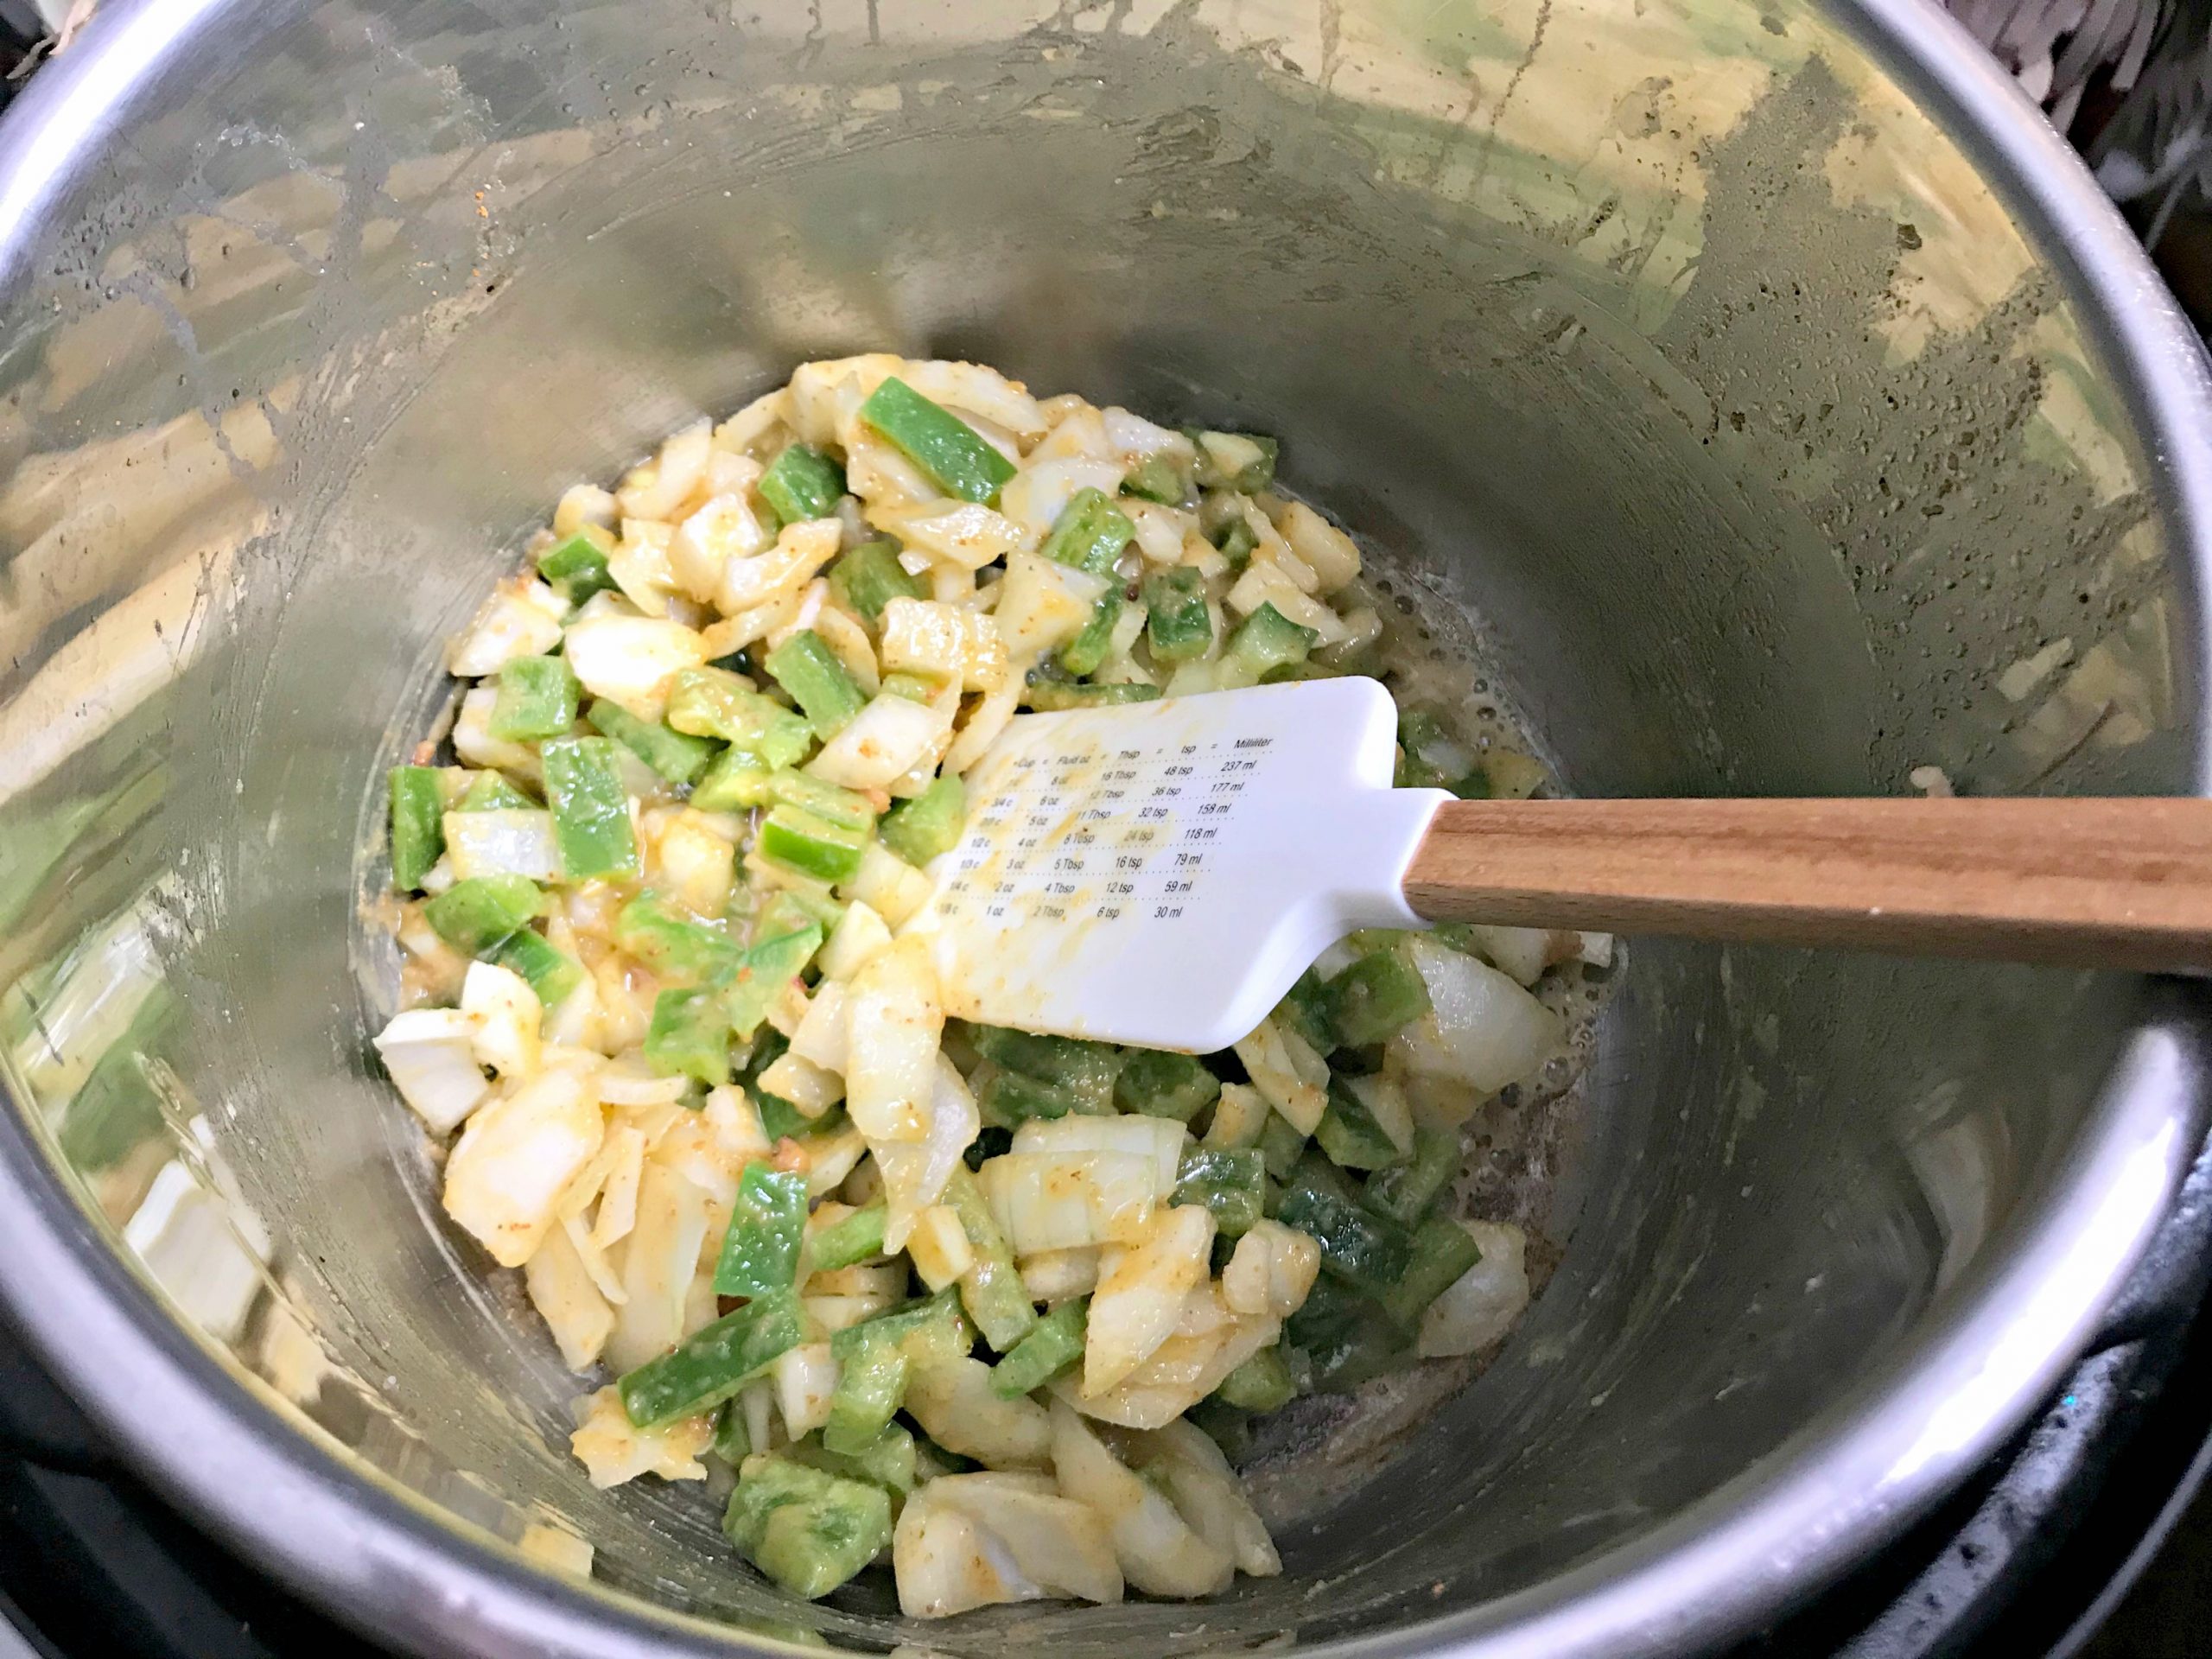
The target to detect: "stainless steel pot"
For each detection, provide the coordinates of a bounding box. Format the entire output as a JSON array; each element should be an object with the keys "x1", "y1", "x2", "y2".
[{"x1": 0, "y1": 1, "x2": 2208, "y2": 1655}]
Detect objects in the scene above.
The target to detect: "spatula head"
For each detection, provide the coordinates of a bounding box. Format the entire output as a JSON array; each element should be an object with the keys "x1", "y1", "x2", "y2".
[{"x1": 909, "y1": 677, "x2": 1448, "y2": 1052}]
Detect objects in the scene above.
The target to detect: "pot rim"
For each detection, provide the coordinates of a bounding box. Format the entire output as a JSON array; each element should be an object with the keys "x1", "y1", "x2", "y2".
[{"x1": 0, "y1": 0, "x2": 2209, "y2": 1655}]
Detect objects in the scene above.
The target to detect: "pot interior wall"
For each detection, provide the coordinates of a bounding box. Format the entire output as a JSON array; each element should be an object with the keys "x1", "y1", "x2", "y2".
[{"x1": 0, "y1": 0, "x2": 2194, "y2": 1651}]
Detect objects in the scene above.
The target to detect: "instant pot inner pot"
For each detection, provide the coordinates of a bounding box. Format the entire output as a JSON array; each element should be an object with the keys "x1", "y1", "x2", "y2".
[{"x1": 0, "y1": 0, "x2": 2196, "y2": 1651}]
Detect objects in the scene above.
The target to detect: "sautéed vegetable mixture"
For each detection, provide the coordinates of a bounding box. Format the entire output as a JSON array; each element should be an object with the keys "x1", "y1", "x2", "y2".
[{"x1": 372, "y1": 357, "x2": 1599, "y2": 1616}]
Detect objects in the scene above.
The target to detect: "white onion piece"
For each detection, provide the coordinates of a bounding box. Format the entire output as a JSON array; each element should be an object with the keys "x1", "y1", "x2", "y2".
[
  {"x1": 1389, "y1": 937, "x2": 1562, "y2": 1092},
  {"x1": 1116, "y1": 1417, "x2": 1281, "y2": 1578},
  {"x1": 875, "y1": 1057, "x2": 981, "y2": 1253},
  {"x1": 893, "y1": 1474, "x2": 1121, "y2": 1617},
  {"x1": 442, "y1": 1065, "x2": 604, "y2": 1268},
  {"x1": 976, "y1": 1149, "x2": 1156, "y2": 1255},
  {"x1": 1011, "y1": 1116, "x2": 1185, "y2": 1198},
  {"x1": 1049, "y1": 1400, "x2": 1232, "y2": 1598},
  {"x1": 805, "y1": 695, "x2": 948, "y2": 791},
  {"x1": 1417, "y1": 1220, "x2": 1531, "y2": 1357},
  {"x1": 569, "y1": 1386, "x2": 709, "y2": 1489},
  {"x1": 1084, "y1": 1204, "x2": 1216, "y2": 1396},
  {"x1": 561, "y1": 615, "x2": 709, "y2": 721},
  {"x1": 904, "y1": 1357, "x2": 1052, "y2": 1468},
  {"x1": 443, "y1": 809, "x2": 562, "y2": 883},
  {"x1": 459, "y1": 959, "x2": 543, "y2": 1079},
  {"x1": 373, "y1": 1008, "x2": 488, "y2": 1133}
]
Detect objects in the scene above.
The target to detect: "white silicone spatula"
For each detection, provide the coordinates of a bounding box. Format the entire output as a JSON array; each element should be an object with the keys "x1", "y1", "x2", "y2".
[{"x1": 907, "y1": 677, "x2": 2212, "y2": 1051}]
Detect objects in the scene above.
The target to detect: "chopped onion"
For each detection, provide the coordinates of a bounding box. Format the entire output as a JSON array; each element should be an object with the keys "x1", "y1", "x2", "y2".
[
  {"x1": 842, "y1": 841, "x2": 935, "y2": 928},
  {"x1": 900, "y1": 360, "x2": 1049, "y2": 441},
  {"x1": 452, "y1": 686, "x2": 541, "y2": 779},
  {"x1": 1050, "y1": 1400, "x2": 1233, "y2": 1598},
  {"x1": 1019, "y1": 1246, "x2": 1101, "y2": 1303},
  {"x1": 372, "y1": 1007, "x2": 489, "y2": 1133},
  {"x1": 818, "y1": 901, "x2": 893, "y2": 982},
  {"x1": 1220, "y1": 1218, "x2": 1321, "y2": 1319},
  {"x1": 875, "y1": 1056, "x2": 979, "y2": 1253},
  {"x1": 1232, "y1": 1017, "x2": 1327, "y2": 1135},
  {"x1": 670, "y1": 491, "x2": 773, "y2": 601},
  {"x1": 716, "y1": 518, "x2": 842, "y2": 613},
  {"x1": 561, "y1": 614, "x2": 709, "y2": 721},
  {"x1": 879, "y1": 596, "x2": 1009, "y2": 690},
  {"x1": 1273, "y1": 501, "x2": 1362, "y2": 595},
  {"x1": 1417, "y1": 1220, "x2": 1530, "y2": 1357},
  {"x1": 805, "y1": 694, "x2": 949, "y2": 790},
  {"x1": 1343, "y1": 1072, "x2": 1414, "y2": 1157},
  {"x1": 1084, "y1": 1203, "x2": 1215, "y2": 1396},
  {"x1": 774, "y1": 1342, "x2": 838, "y2": 1438},
  {"x1": 844, "y1": 937, "x2": 943, "y2": 1143},
  {"x1": 460, "y1": 959, "x2": 543, "y2": 1079},
  {"x1": 443, "y1": 808, "x2": 561, "y2": 883},
  {"x1": 990, "y1": 550, "x2": 1108, "y2": 659},
  {"x1": 442, "y1": 1065, "x2": 604, "y2": 1268},
  {"x1": 758, "y1": 1050, "x2": 844, "y2": 1116},
  {"x1": 893, "y1": 1473, "x2": 1121, "y2": 1618},
  {"x1": 1115, "y1": 1418, "x2": 1280, "y2": 1579},
  {"x1": 1389, "y1": 936, "x2": 1562, "y2": 1093},
  {"x1": 906, "y1": 1204, "x2": 975, "y2": 1291},
  {"x1": 904, "y1": 1356, "x2": 1052, "y2": 1468},
  {"x1": 1458, "y1": 923, "x2": 1550, "y2": 988},
  {"x1": 568, "y1": 1385, "x2": 709, "y2": 1489},
  {"x1": 605, "y1": 1155, "x2": 713, "y2": 1371},
  {"x1": 788, "y1": 980, "x2": 850, "y2": 1074},
  {"x1": 1011, "y1": 1116, "x2": 1185, "y2": 1198},
  {"x1": 447, "y1": 583, "x2": 564, "y2": 677},
  {"x1": 616, "y1": 422, "x2": 711, "y2": 520},
  {"x1": 997, "y1": 458, "x2": 1125, "y2": 542},
  {"x1": 873, "y1": 503, "x2": 1026, "y2": 573},
  {"x1": 976, "y1": 1149, "x2": 1156, "y2": 1255}
]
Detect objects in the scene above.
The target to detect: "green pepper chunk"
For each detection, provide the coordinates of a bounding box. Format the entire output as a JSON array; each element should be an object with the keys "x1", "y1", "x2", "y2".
[
  {"x1": 1274, "y1": 1155, "x2": 1414, "y2": 1294},
  {"x1": 1273, "y1": 968, "x2": 1338, "y2": 1058},
  {"x1": 1022, "y1": 679, "x2": 1161, "y2": 712},
  {"x1": 804, "y1": 1201, "x2": 888, "y2": 1274},
  {"x1": 766, "y1": 769, "x2": 876, "y2": 833},
  {"x1": 1039, "y1": 486, "x2": 1135, "y2": 578},
  {"x1": 585, "y1": 699, "x2": 718, "y2": 785},
  {"x1": 757, "y1": 442, "x2": 846, "y2": 526},
  {"x1": 1058, "y1": 587, "x2": 1123, "y2": 677},
  {"x1": 423, "y1": 874, "x2": 541, "y2": 953},
  {"x1": 455, "y1": 771, "x2": 536, "y2": 812},
  {"x1": 1185, "y1": 428, "x2": 1280, "y2": 493},
  {"x1": 968, "y1": 1027, "x2": 1120, "y2": 1113},
  {"x1": 940, "y1": 1166, "x2": 1036, "y2": 1351},
  {"x1": 620, "y1": 1292, "x2": 804, "y2": 1426},
  {"x1": 1364, "y1": 1126, "x2": 1462, "y2": 1224},
  {"x1": 613, "y1": 893, "x2": 743, "y2": 987},
  {"x1": 664, "y1": 668, "x2": 814, "y2": 765},
  {"x1": 537, "y1": 524, "x2": 616, "y2": 604},
  {"x1": 713, "y1": 1398, "x2": 752, "y2": 1465},
  {"x1": 1379, "y1": 1217, "x2": 1483, "y2": 1332},
  {"x1": 726, "y1": 923, "x2": 825, "y2": 1040},
  {"x1": 828, "y1": 539, "x2": 926, "y2": 623},
  {"x1": 977, "y1": 1068, "x2": 1084, "y2": 1128},
  {"x1": 488, "y1": 927, "x2": 586, "y2": 1008},
  {"x1": 1323, "y1": 947, "x2": 1433, "y2": 1047},
  {"x1": 715, "y1": 1163, "x2": 810, "y2": 1298},
  {"x1": 1225, "y1": 603, "x2": 1318, "y2": 682},
  {"x1": 825, "y1": 1289, "x2": 972, "y2": 1452},
  {"x1": 786, "y1": 1421, "x2": 920, "y2": 1493},
  {"x1": 1114, "y1": 1048, "x2": 1220, "y2": 1122},
  {"x1": 646, "y1": 987, "x2": 732, "y2": 1085},
  {"x1": 389, "y1": 766, "x2": 446, "y2": 891},
  {"x1": 879, "y1": 775, "x2": 965, "y2": 867},
  {"x1": 725, "y1": 1453, "x2": 893, "y2": 1600},
  {"x1": 1121, "y1": 451, "x2": 1193, "y2": 506},
  {"x1": 1314, "y1": 1077, "x2": 1405, "y2": 1172},
  {"x1": 539, "y1": 736, "x2": 639, "y2": 880},
  {"x1": 488, "y1": 655, "x2": 580, "y2": 741},
  {"x1": 692, "y1": 747, "x2": 779, "y2": 812},
  {"x1": 758, "y1": 806, "x2": 869, "y2": 886},
  {"x1": 989, "y1": 1298, "x2": 1087, "y2": 1398},
  {"x1": 1284, "y1": 1276, "x2": 1405, "y2": 1392},
  {"x1": 1213, "y1": 1344, "x2": 1297, "y2": 1411},
  {"x1": 1142, "y1": 567, "x2": 1213, "y2": 664},
  {"x1": 1173, "y1": 1145, "x2": 1267, "y2": 1236},
  {"x1": 858, "y1": 378, "x2": 1017, "y2": 505},
  {"x1": 764, "y1": 630, "x2": 866, "y2": 740},
  {"x1": 1257, "y1": 1112, "x2": 1309, "y2": 1181},
  {"x1": 1216, "y1": 518, "x2": 1258, "y2": 573}
]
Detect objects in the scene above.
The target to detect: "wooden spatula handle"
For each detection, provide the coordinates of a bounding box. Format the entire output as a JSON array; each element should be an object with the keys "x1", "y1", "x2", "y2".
[{"x1": 1402, "y1": 797, "x2": 2212, "y2": 973}]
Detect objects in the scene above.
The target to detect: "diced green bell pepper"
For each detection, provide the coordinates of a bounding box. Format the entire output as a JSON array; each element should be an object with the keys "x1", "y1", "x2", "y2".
[
  {"x1": 879, "y1": 775, "x2": 965, "y2": 867},
  {"x1": 1022, "y1": 678, "x2": 1160, "y2": 712},
  {"x1": 989, "y1": 1297, "x2": 1087, "y2": 1398},
  {"x1": 725, "y1": 1453, "x2": 893, "y2": 1600},
  {"x1": 1058, "y1": 586, "x2": 1122, "y2": 677},
  {"x1": 646, "y1": 987, "x2": 733, "y2": 1085},
  {"x1": 1323, "y1": 948, "x2": 1433, "y2": 1048},
  {"x1": 620, "y1": 1292, "x2": 804, "y2": 1426},
  {"x1": 1314, "y1": 1077, "x2": 1405, "y2": 1172},
  {"x1": 828, "y1": 538, "x2": 925, "y2": 623},
  {"x1": 1121, "y1": 451, "x2": 1193, "y2": 506},
  {"x1": 539, "y1": 736, "x2": 639, "y2": 881},
  {"x1": 664, "y1": 668, "x2": 814, "y2": 766},
  {"x1": 488, "y1": 927, "x2": 586, "y2": 1008},
  {"x1": 713, "y1": 1398, "x2": 752, "y2": 1464},
  {"x1": 726, "y1": 923, "x2": 825, "y2": 1040},
  {"x1": 1115, "y1": 1048, "x2": 1220, "y2": 1122},
  {"x1": 1184, "y1": 428, "x2": 1279, "y2": 493},
  {"x1": 804, "y1": 1201, "x2": 887, "y2": 1274},
  {"x1": 968, "y1": 1027, "x2": 1119, "y2": 1113},
  {"x1": 715, "y1": 1162, "x2": 810, "y2": 1298},
  {"x1": 537, "y1": 524, "x2": 616, "y2": 604},
  {"x1": 389, "y1": 766, "x2": 447, "y2": 891},
  {"x1": 940, "y1": 1166, "x2": 1036, "y2": 1352},
  {"x1": 1216, "y1": 517, "x2": 1258, "y2": 573},
  {"x1": 614, "y1": 893, "x2": 746, "y2": 986},
  {"x1": 488, "y1": 655, "x2": 580, "y2": 742},
  {"x1": 758, "y1": 442, "x2": 846, "y2": 526},
  {"x1": 1378, "y1": 1217, "x2": 1483, "y2": 1332},
  {"x1": 766, "y1": 769, "x2": 876, "y2": 833},
  {"x1": 692, "y1": 747, "x2": 779, "y2": 812},
  {"x1": 758, "y1": 805, "x2": 868, "y2": 886},
  {"x1": 1173, "y1": 1146, "x2": 1267, "y2": 1236},
  {"x1": 1142, "y1": 567, "x2": 1212, "y2": 664},
  {"x1": 978, "y1": 1068, "x2": 1084, "y2": 1128},
  {"x1": 1257, "y1": 1112, "x2": 1309, "y2": 1181},
  {"x1": 456, "y1": 771, "x2": 536, "y2": 812},
  {"x1": 1039, "y1": 486, "x2": 1135, "y2": 578},
  {"x1": 764, "y1": 631, "x2": 866, "y2": 740},
  {"x1": 1274, "y1": 1156, "x2": 1414, "y2": 1294},
  {"x1": 1212, "y1": 1344, "x2": 1297, "y2": 1411},
  {"x1": 1273, "y1": 968, "x2": 1338, "y2": 1059},
  {"x1": 1284, "y1": 1276, "x2": 1404, "y2": 1392},
  {"x1": 1364, "y1": 1126, "x2": 1462, "y2": 1224},
  {"x1": 858, "y1": 378, "x2": 1016, "y2": 505},
  {"x1": 1225, "y1": 603, "x2": 1319, "y2": 682},
  {"x1": 586, "y1": 698, "x2": 718, "y2": 785},
  {"x1": 423, "y1": 874, "x2": 541, "y2": 953},
  {"x1": 824, "y1": 1289, "x2": 971, "y2": 1452}
]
